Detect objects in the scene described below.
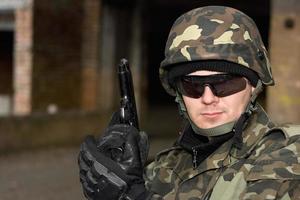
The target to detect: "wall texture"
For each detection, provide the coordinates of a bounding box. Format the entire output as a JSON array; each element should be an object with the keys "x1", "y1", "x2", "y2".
[
  {"x1": 32, "y1": 0, "x2": 83, "y2": 112},
  {"x1": 0, "y1": 111, "x2": 109, "y2": 154},
  {"x1": 268, "y1": 0, "x2": 300, "y2": 123}
]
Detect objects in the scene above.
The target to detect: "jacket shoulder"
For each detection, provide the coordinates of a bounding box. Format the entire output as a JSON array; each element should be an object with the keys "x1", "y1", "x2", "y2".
[
  {"x1": 247, "y1": 124, "x2": 300, "y2": 181},
  {"x1": 271, "y1": 124, "x2": 300, "y2": 139}
]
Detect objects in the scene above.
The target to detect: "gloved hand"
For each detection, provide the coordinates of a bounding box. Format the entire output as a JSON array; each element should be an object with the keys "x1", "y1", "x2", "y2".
[{"x1": 78, "y1": 113, "x2": 149, "y2": 200}]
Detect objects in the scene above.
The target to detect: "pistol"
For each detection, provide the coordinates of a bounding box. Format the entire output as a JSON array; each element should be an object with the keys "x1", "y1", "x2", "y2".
[
  {"x1": 117, "y1": 58, "x2": 139, "y2": 130},
  {"x1": 91, "y1": 59, "x2": 140, "y2": 199}
]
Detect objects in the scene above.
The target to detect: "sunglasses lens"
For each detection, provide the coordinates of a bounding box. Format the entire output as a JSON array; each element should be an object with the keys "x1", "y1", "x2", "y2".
[
  {"x1": 213, "y1": 77, "x2": 247, "y2": 97},
  {"x1": 176, "y1": 77, "x2": 204, "y2": 98},
  {"x1": 176, "y1": 75, "x2": 247, "y2": 98}
]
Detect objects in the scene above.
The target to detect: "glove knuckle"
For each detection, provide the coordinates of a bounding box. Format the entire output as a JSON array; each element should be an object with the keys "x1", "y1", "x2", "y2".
[
  {"x1": 78, "y1": 154, "x2": 90, "y2": 169},
  {"x1": 87, "y1": 170, "x2": 97, "y2": 185}
]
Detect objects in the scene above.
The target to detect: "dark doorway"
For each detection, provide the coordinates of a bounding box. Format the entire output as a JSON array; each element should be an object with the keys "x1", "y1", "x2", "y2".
[
  {"x1": 0, "y1": 31, "x2": 13, "y2": 94},
  {"x1": 0, "y1": 30, "x2": 14, "y2": 115},
  {"x1": 144, "y1": 0, "x2": 270, "y2": 106}
]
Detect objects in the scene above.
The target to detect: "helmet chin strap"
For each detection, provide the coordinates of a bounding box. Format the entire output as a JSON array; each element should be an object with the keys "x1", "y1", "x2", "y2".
[
  {"x1": 175, "y1": 80, "x2": 264, "y2": 144},
  {"x1": 232, "y1": 80, "x2": 263, "y2": 149}
]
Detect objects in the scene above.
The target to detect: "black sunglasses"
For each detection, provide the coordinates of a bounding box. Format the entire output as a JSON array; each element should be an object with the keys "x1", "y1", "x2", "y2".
[{"x1": 175, "y1": 74, "x2": 247, "y2": 98}]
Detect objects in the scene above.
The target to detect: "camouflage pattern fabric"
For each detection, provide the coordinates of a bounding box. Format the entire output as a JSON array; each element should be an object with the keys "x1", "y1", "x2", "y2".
[
  {"x1": 145, "y1": 104, "x2": 300, "y2": 200},
  {"x1": 160, "y1": 6, "x2": 274, "y2": 96}
]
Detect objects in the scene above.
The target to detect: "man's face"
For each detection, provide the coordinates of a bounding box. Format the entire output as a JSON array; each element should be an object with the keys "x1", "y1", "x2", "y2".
[{"x1": 182, "y1": 70, "x2": 254, "y2": 129}]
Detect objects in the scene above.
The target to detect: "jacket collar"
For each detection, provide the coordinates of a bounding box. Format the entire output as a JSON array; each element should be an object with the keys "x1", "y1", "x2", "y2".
[
  {"x1": 176, "y1": 104, "x2": 275, "y2": 180},
  {"x1": 198, "y1": 103, "x2": 275, "y2": 171},
  {"x1": 230, "y1": 104, "x2": 275, "y2": 159}
]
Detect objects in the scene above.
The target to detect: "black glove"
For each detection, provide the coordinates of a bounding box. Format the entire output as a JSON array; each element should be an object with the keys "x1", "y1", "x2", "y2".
[{"x1": 78, "y1": 114, "x2": 149, "y2": 200}]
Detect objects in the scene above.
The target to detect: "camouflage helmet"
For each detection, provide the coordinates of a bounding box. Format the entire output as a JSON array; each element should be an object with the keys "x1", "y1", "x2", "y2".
[{"x1": 160, "y1": 6, "x2": 274, "y2": 96}]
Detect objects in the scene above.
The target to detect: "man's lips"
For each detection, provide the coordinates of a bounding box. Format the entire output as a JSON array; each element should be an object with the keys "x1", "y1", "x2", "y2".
[{"x1": 201, "y1": 112, "x2": 223, "y2": 118}]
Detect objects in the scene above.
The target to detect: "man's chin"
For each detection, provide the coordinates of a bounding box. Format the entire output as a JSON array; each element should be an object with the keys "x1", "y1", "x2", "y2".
[{"x1": 195, "y1": 119, "x2": 229, "y2": 129}]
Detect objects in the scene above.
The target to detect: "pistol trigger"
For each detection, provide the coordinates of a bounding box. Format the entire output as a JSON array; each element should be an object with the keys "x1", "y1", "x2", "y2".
[{"x1": 110, "y1": 147, "x2": 124, "y2": 162}]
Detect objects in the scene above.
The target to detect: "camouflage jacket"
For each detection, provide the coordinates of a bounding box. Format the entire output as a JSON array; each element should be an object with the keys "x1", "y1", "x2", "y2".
[{"x1": 145, "y1": 105, "x2": 300, "y2": 200}]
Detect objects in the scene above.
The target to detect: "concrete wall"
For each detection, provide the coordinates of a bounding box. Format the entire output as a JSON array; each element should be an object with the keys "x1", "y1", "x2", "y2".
[
  {"x1": 0, "y1": 111, "x2": 110, "y2": 154},
  {"x1": 0, "y1": 108, "x2": 179, "y2": 158}
]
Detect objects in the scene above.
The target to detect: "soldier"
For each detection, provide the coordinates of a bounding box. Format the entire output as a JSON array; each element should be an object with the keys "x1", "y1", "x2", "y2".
[{"x1": 78, "y1": 6, "x2": 300, "y2": 200}]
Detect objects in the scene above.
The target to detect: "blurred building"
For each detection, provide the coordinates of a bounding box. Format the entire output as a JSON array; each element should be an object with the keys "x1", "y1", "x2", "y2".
[{"x1": 0, "y1": 0, "x2": 300, "y2": 152}]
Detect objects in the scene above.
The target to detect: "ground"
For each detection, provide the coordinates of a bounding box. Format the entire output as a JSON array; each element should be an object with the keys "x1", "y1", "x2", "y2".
[
  {"x1": 0, "y1": 147, "x2": 85, "y2": 200},
  {"x1": 0, "y1": 137, "x2": 175, "y2": 200}
]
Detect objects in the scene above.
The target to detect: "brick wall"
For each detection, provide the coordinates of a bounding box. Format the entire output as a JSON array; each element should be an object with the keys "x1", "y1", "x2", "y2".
[
  {"x1": 81, "y1": 0, "x2": 101, "y2": 111},
  {"x1": 12, "y1": 0, "x2": 104, "y2": 114},
  {"x1": 31, "y1": 0, "x2": 83, "y2": 113},
  {"x1": 13, "y1": 0, "x2": 33, "y2": 115}
]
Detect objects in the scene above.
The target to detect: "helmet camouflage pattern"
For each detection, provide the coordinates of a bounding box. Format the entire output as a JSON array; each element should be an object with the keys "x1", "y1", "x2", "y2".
[{"x1": 160, "y1": 6, "x2": 274, "y2": 96}]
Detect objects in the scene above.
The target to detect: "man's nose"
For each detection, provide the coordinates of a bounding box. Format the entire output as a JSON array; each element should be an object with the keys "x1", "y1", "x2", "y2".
[{"x1": 201, "y1": 85, "x2": 219, "y2": 104}]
